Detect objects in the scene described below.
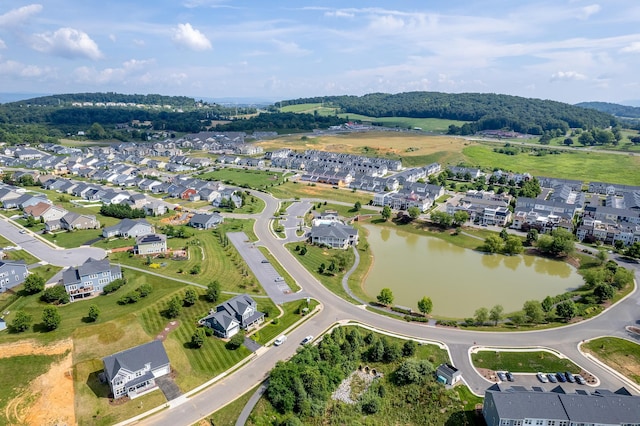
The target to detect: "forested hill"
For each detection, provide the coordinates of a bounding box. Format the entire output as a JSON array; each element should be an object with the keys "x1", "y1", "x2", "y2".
[
  {"x1": 7, "y1": 92, "x2": 197, "y2": 108},
  {"x1": 576, "y1": 101, "x2": 640, "y2": 119},
  {"x1": 282, "y1": 92, "x2": 616, "y2": 134}
]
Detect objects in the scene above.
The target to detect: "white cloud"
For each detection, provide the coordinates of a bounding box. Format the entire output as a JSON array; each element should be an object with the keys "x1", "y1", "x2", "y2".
[
  {"x1": 620, "y1": 41, "x2": 640, "y2": 53},
  {"x1": 0, "y1": 57, "x2": 51, "y2": 78},
  {"x1": 32, "y1": 27, "x2": 103, "y2": 60},
  {"x1": 0, "y1": 39, "x2": 6, "y2": 49},
  {"x1": 73, "y1": 58, "x2": 154, "y2": 84},
  {"x1": 325, "y1": 10, "x2": 354, "y2": 18},
  {"x1": 577, "y1": 4, "x2": 601, "y2": 20},
  {"x1": 271, "y1": 39, "x2": 309, "y2": 56},
  {"x1": 0, "y1": 4, "x2": 42, "y2": 28},
  {"x1": 172, "y1": 23, "x2": 212, "y2": 51},
  {"x1": 109, "y1": 34, "x2": 117, "y2": 42},
  {"x1": 550, "y1": 71, "x2": 587, "y2": 81}
]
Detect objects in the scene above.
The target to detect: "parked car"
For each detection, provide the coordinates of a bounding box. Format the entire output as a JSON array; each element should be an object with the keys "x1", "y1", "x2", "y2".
[
  {"x1": 547, "y1": 373, "x2": 558, "y2": 383},
  {"x1": 556, "y1": 372, "x2": 567, "y2": 382},
  {"x1": 574, "y1": 375, "x2": 586, "y2": 385},
  {"x1": 565, "y1": 372, "x2": 576, "y2": 383},
  {"x1": 274, "y1": 276, "x2": 284, "y2": 282},
  {"x1": 505, "y1": 371, "x2": 515, "y2": 382},
  {"x1": 261, "y1": 259, "x2": 270, "y2": 263},
  {"x1": 301, "y1": 335, "x2": 313, "y2": 345},
  {"x1": 497, "y1": 371, "x2": 507, "y2": 381},
  {"x1": 274, "y1": 335, "x2": 287, "y2": 346},
  {"x1": 537, "y1": 372, "x2": 549, "y2": 383}
]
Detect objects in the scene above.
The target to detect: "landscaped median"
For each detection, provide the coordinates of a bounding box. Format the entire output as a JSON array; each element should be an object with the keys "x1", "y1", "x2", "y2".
[{"x1": 581, "y1": 337, "x2": 640, "y2": 388}]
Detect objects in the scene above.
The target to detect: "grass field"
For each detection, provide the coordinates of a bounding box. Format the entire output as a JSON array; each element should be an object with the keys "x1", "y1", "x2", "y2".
[
  {"x1": 285, "y1": 242, "x2": 357, "y2": 302},
  {"x1": 208, "y1": 383, "x2": 261, "y2": 426},
  {"x1": 582, "y1": 337, "x2": 640, "y2": 384},
  {"x1": 3, "y1": 249, "x2": 40, "y2": 265},
  {"x1": 461, "y1": 144, "x2": 640, "y2": 185},
  {"x1": 197, "y1": 168, "x2": 284, "y2": 189},
  {"x1": 471, "y1": 350, "x2": 580, "y2": 373},
  {"x1": 269, "y1": 182, "x2": 374, "y2": 206}
]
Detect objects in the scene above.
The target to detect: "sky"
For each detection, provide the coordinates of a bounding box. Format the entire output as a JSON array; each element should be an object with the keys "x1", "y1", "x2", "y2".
[{"x1": 1, "y1": 0, "x2": 639, "y2": 104}]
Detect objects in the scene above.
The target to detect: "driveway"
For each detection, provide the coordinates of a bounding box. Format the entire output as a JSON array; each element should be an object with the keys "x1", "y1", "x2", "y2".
[
  {"x1": 155, "y1": 375, "x2": 182, "y2": 401},
  {"x1": 0, "y1": 217, "x2": 106, "y2": 267}
]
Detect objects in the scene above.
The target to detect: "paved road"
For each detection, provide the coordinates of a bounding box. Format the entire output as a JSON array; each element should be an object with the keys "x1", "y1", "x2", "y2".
[
  {"x1": 0, "y1": 216, "x2": 106, "y2": 267},
  {"x1": 132, "y1": 189, "x2": 640, "y2": 425}
]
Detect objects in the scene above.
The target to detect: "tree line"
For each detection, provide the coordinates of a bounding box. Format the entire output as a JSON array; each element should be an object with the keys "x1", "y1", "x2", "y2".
[{"x1": 281, "y1": 92, "x2": 616, "y2": 134}]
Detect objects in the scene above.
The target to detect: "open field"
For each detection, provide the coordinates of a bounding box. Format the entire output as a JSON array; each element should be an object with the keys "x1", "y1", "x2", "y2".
[
  {"x1": 462, "y1": 144, "x2": 640, "y2": 185},
  {"x1": 471, "y1": 350, "x2": 580, "y2": 373},
  {"x1": 258, "y1": 132, "x2": 468, "y2": 164},
  {"x1": 269, "y1": 182, "x2": 375, "y2": 205},
  {"x1": 197, "y1": 168, "x2": 284, "y2": 189},
  {"x1": 582, "y1": 337, "x2": 640, "y2": 384}
]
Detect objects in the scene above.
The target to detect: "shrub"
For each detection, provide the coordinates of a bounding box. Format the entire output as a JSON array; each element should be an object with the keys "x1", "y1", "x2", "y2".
[
  {"x1": 42, "y1": 306, "x2": 61, "y2": 331},
  {"x1": 136, "y1": 284, "x2": 153, "y2": 297},
  {"x1": 103, "y1": 278, "x2": 126, "y2": 294},
  {"x1": 11, "y1": 311, "x2": 32, "y2": 332},
  {"x1": 118, "y1": 291, "x2": 141, "y2": 305},
  {"x1": 41, "y1": 285, "x2": 70, "y2": 304},
  {"x1": 23, "y1": 274, "x2": 45, "y2": 294},
  {"x1": 226, "y1": 333, "x2": 245, "y2": 350}
]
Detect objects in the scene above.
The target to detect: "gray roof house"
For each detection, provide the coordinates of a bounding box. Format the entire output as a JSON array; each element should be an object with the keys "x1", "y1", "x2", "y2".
[
  {"x1": 102, "y1": 218, "x2": 153, "y2": 238},
  {"x1": 134, "y1": 233, "x2": 167, "y2": 255},
  {"x1": 0, "y1": 260, "x2": 29, "y2": 293},
  {"x1": 309, "y1": 222, "x2": 359, "y2": 249},
  {"x1": 60, "y1": 212, "x2": 100, "y2": 231},
  {"x1": 102, "y1": 340, "x2": 171, "y2": 399},
  {"x1": 483, "y1": 384, "x2": 640, "y2": 426},
  {"x1": 435, "y1": 363, "x2": 462, "y2": 385},
  {"x1": 189, "y1": 213, "x2": 224, "y2": 230},
  {"x1": 62, "y1": 257, "x2": 122, "y2": 301},
  {"x1": 199, "y1": 294, "x2": 264, "y2": 338}
]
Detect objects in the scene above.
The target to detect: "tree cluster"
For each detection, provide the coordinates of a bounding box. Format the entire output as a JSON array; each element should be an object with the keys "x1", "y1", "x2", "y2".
[{"x1": 100, "y1": 203, "x2": 145, "y2": 219}]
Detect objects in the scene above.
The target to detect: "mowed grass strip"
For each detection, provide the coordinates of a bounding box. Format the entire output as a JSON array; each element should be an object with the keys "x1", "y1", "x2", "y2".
[
  {"x1": 197, "y1": 168, "x2": 283, "y2": 189},
  {"x1": 269, "y1": 182, "x2": 374, "y2": 206},
  {"x1": 471, "y1": 350, "x2": 580, "y2": 373},
  {"x1": 582, "y1": 337, "x2": 640, "y2": 384}
]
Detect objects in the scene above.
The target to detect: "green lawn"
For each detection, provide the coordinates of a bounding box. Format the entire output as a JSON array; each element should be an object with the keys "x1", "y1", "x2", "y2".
[
  {"x1": 42, "y1": 228, "x2": 104, "y2": 248},
  {"x1": 310, "y1": 203, "x2": 376, "y2": 220},
  {"x1": 197, "y1": 168, "x2": 284, "y2": 189},
  {"x1": 208, "y1": 383, "x2": 261, "y2": 426},
  {"x1": 471, "y1": 350, "x2": 580, "y2": 373},
  {"x1": 3, "y1": 249, "x2": 40, "y2": 265},
  {"x1": 582, "y1": 337, "x2": 640, "y2": 384},
  {"x1": 269, "y1": 182, "x2": 374, "y2": 206},
  {"x1": 285, "y1": 242, "x2": 358, "y2": 302},
  {"x1": 109, "y1": 228, "x2": 264, "y2": 295},
  {"x1": 0, "y1": 353, "x2": 69, "y2": 424},
  {"x1": 252, "y1": 299, "x2": 319, "y2": 345},
  {"x1": 462, "y1": 144, "x2": 640, "y2": 185}
]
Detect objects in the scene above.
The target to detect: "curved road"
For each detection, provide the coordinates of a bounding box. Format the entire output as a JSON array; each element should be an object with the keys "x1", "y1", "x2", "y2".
[{"x1": 134, "y1": 190, "x2": 640, "y2": 425}]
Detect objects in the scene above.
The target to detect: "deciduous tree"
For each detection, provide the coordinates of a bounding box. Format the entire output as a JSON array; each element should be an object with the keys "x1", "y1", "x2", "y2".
[
  {"x1": 377, "y1": 288, "x2": 394, "y2": 306},
  {"x1": 417, "y1": 296, "x2": 433, "y2": 316}
]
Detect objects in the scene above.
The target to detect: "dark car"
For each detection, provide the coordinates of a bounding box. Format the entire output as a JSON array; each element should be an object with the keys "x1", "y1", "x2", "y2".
[
  {"x1": 574, "y1": 375, "x2": 586, "y2": 385},
  {"x1": 556, "y1": 372, "x2": 567, "y2": 382},
  {"x1": 547, "y1": 373, "x2": 558, "y2": 383},
  {"x1": 505, "y1": 371, "x2": 515, "y2": 382},
  {"x1": 565, "y1": 372, "x2": 576, "y2": 383},
  {"x1": 497, "y1": 371, "x2": 507, "y2": 381}
]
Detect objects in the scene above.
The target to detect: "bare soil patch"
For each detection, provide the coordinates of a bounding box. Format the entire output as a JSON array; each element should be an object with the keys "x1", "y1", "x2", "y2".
[
  {"x1": 2, "y1": 339, "x2": 75, "y2": 426},
  {"x1": 156, "y1": 320, "x2": 180, "y2": 341}
]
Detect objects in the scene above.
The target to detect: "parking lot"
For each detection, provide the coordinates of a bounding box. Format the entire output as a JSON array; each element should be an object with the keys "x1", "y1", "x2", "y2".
[{"x1": 490, "y1": 371, "x2": 597, "y2": 392}]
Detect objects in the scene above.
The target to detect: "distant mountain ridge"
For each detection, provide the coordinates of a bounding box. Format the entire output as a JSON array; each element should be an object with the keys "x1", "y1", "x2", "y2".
[
  {"x1": 282, "y1": 92, "x2": 616, "y2": 134},
  {"x1": 575, "y1": 101, "x2": 640, "y2": 119},
  {"x1": 6, "y1": 92, "x2": 197, "y2": 108}
]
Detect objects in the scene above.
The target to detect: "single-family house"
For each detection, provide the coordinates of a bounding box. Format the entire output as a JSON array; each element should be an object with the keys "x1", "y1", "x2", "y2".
[
  {"x1": 309, "y1": 222, "x2": 359, "y2": 249},
  {"x1": 24, "y1": 202, "x2": 54, "y2": 220},
  {"x1": 60, "y1": 212, "x2": 100, "y2": 230},
  {"x1": 199, "y1": 294, "x2": 264, "y2": 338},
  {"x1": 62, "y1": 257, "x2": 122, "y2": 301},
  {"x1": 134, "y1": 234, "x2": 167, "y2": 255},
  {"x1": 144, "y1": 201, "x2": 169, "y2": 216},
  {"x1": 100, "y1": 190, "x2": 130, "y2": 205},
  {"x1": 0, "y1": 260, "x2": 29, "y2": 293},
  {"x1": 102, "y1": 218, "x2": 153, "y2": 238},
  {"x1": 41, "y1": 205, "x2": 69, "y2": 223},
  {"x1": 189, "y1": 213, "x2": 223, "y2": 230},
  {"x1": 102, "y1": 340, "x2": 171, "y2": 399}
]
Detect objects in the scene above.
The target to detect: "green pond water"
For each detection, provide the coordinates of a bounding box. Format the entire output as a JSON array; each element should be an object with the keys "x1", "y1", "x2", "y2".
[{"x1": 363, "y1": 225, "x2": 583, "y2": 318}]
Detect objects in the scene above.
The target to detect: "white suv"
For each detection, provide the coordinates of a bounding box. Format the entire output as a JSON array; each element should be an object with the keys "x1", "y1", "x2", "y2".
[{"x1": 274, "y1": 335, "x2": 287, "y2": 346}]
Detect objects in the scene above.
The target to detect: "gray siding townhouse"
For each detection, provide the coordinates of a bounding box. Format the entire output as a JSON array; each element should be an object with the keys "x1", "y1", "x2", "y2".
[
  {"x1": 0, "y1": 260, "x2": 29, "y2": 293},
  {"x1": 103, "y1": 340, "x2": 171, "y2": 399},
  {"x1": 134, "y1": 234, "x2": 167, "y2": 255},
  {"x1": 103, "y1": 218, "x2": 153, "y2": 238},
  {"x1": 309, "y1": 222, "x2": 359, "y2": 249},
  {"x1": 199, "y1": 294, "x2": 264, "y2": 338},
  {"x1": 483, "y1": 384, "x2": 640, "y2": 426},
  {"x1": 62, "y1": 257, "x2": 122, "y2": 301}
]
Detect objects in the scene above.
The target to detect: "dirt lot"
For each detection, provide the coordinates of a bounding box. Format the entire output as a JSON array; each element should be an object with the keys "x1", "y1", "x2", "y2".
[{"x1": 2, "y1": 339, "x2": 75, "y2": 426}]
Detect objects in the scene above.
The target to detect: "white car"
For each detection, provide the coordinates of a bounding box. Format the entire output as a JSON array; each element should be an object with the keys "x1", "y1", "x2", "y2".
[
  {"x1": 274, "y1": 335, "x2": 287, "y2": 346},
  {"x1": 537, "y1": 372, "x2": 549, "y2": 383},
  {"x1": 301, "y1": 335, "x2": 313, "y2": 345}
]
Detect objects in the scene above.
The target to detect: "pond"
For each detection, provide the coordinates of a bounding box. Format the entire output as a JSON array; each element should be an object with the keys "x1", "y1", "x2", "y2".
[{"x1": 362, "y1": 225, "x2": 583, "y2": 318}]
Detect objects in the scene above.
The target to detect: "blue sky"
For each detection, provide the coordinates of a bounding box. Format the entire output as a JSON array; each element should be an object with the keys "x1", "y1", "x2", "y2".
[{"x1": 1, "y1": 0, "x2": 639, "y2": 104}]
